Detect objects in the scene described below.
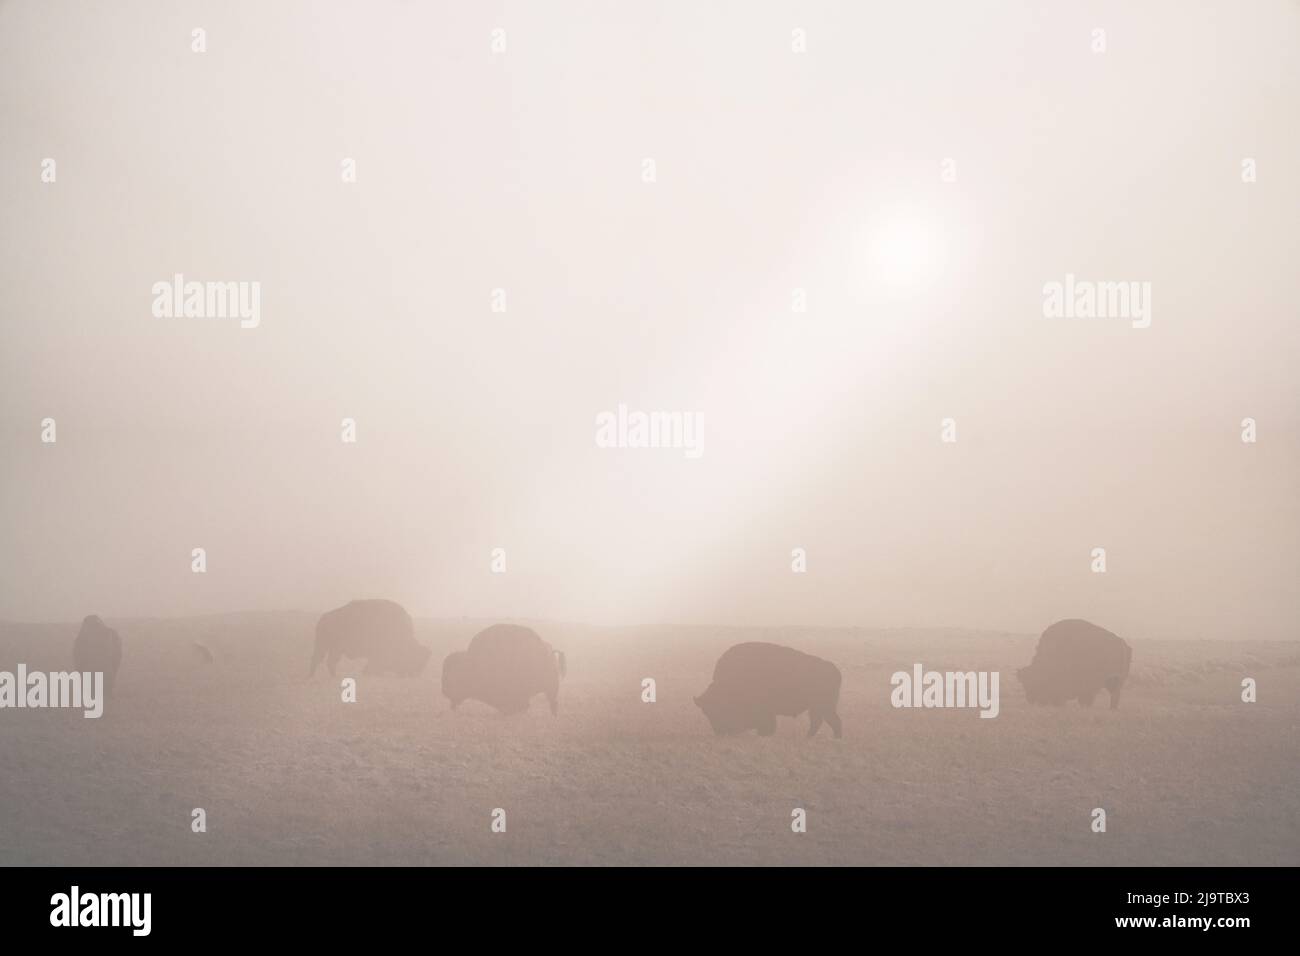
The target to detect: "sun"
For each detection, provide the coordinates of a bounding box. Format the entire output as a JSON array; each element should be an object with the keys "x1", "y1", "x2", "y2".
[{"x1": 865, "y1": 214, "x2": 941, "y2": 290}]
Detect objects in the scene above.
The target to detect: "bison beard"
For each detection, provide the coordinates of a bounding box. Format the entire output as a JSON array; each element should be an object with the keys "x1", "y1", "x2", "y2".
[{"x1": 695, "y1": 642, "x2": 843, "y2": 738}]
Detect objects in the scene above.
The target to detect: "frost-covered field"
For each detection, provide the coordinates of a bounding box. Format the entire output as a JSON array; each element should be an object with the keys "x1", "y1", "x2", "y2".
[{"x1": 1, "y1": 613, "x2": 1295, "y2": 866}]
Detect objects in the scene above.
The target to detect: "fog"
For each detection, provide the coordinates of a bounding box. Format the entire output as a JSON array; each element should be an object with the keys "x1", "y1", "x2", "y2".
[{"x1": 2, "y1": 0, "x2": 1297, "y2": 640}]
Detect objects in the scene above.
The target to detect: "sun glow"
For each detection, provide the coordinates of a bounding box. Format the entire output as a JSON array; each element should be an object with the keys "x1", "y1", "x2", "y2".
[{"x1": 865, "y1": 213, "x2": 945, "y2": 292}]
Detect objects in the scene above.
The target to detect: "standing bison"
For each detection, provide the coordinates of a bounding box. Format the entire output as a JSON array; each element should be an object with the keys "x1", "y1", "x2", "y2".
[
  {"x1": 1018, "y1": 619, "x2": 1132, "y2": 709},
  {"x1": 73, "y1": 615, "x2": 122, "y2": 696},
  {"x1": 441, "y1": 624, "x2": 566, "y2": 715},
  {"x1": 695, "y1": 642, "x2": 842, "y2": 738},
  {"x1": 309, "y1": 599, "x2": 431, "y2": 677}
]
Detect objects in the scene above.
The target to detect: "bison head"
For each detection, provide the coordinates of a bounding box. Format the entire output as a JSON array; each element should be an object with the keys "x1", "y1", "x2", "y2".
[
  {"x1": 694, "y1": 685, "x2": 745, "y2": 735},
  {"x1": 1017, "y1": 665, "x2": 1062, "y2": 705},
  {"x1": 441, "y1": 650, "x2": 475, "y2": 708}
]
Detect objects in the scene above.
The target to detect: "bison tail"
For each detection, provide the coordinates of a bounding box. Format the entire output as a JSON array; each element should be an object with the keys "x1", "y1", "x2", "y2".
[{"x1": 555, "y1": 650, "x2": 567, "y2": 679}]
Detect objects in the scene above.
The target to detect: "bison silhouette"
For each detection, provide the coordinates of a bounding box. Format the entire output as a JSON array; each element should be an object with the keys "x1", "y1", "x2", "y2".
[
  {"x1": 695, "y1": 642, "x2": 842, "y2": 738},
  {"x1": 73, "y1": 615, "x2": 122, "y2": 696},
  {"x1": 1018, "y1": 619, "x2": 1132, "y2": 709},
  {"x1": 309, "y1": 599, "x2": 431, "y2": 677},
  {"x1": 442, "y1": 624, "x2": 566, "y2": 715}
]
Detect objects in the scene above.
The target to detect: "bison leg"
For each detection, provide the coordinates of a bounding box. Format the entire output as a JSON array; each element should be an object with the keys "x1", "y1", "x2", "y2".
[
  {"x1": 1105, "y1": 677, "x2": 1123, "y2": 710},
  {"x1": 756, "y1": 711, "x2": 777, "y2": 736},
  {"x1": 546, "y1": 690, "x2": 558, "y2": 716},
  {"x1": 807, "y1": 712, "x2": 823, "y2": 737},
  {"x1": 826, "y1": 710, "x2": 842, "y2": 739},
  {"x1": 326, "y1": 649, "x2": 340, "y2": 677},
  {"x1": 1079, "y1": 690, "x2": 1097, "y2": 707}
]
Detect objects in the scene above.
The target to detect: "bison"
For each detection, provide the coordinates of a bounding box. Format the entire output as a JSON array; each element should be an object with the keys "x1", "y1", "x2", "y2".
[
  {"x1": 73, "y1": 615, "x2": 122, "y2": 696},
  {"x1": 695, "y1": 642, "x2": 842, "y2": 738},
  {"x1": 441, "y1": 624, "x2": 566, "y2": 715},
  {"x1": 1017, "y1": 619, "x2": 1132, "y2": 709},
  {"x1": 309, "y1": 599, "x2": 431, "y2": 677}
]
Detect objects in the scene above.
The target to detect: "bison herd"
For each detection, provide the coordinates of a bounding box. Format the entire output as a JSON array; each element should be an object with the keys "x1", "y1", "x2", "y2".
[{"x1": 65, "y1": 604, "x2": 1135, "y2": 735}]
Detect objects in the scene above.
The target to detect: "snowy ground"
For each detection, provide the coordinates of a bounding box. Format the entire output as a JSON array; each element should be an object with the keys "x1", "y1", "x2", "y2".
[{"x1": 1, "y1": 612, "x2": 1295, "y2": 866}]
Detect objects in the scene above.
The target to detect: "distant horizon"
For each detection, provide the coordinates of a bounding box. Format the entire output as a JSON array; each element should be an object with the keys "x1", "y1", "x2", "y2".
[{"x1": 2, "y1": 606, "x2": 1294, "y2": 642}]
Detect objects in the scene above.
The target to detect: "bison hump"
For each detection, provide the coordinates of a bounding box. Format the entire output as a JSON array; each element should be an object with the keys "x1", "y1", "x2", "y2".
[
  {"x1": 468, "y1": 624, "x2": 549, "y2": 659},
  {"x1": 329, "y1": 599, "x2": 411, "y2": 624},
  {"x1": 1031, "y1": 619, "x2": 1131, "y2": 672},
  {"x1": 712, "y1": 642, "x2": 837, "y2": 683}
]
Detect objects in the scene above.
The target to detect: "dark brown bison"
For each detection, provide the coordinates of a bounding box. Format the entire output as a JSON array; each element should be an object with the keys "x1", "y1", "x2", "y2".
[
  {"x1": 1018, "y1": 619, "x2": 1132, "y2": 709},
  {"x1": 441, "y1": 624, "x2": 566, "y2": 715},
  {"x1": 695, "y1": 642, "x2": 842, "y2": 738},
  {"x1": 309, "y1": 599, "x2": 431, "y2": 677},
  {"x1": 73, "y1": 615, "x2": 122, "y2": 696}
]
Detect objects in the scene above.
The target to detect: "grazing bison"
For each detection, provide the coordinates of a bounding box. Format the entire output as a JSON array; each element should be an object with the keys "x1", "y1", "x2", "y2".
[
  {"x1": 1018, "y1": 619, "x2": 1132, "y2": 709},
  {"x1": 309, "y1": 599, "x2": 431, "y2": 677},
  {"x1": 695, "y1": 642, "x2": 842, "y2": 738},
  {"x1": 441, "y1": 624, "x2": 566, "y2": 715},
  {"x1": 73, "y1": 615, "x2": 122, "y2": 696}
]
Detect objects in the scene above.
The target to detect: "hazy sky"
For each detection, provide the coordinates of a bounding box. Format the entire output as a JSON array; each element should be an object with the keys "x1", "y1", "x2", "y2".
[{"x1": 2, "y1": 1, "x2": 1297, "y2": 639}]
